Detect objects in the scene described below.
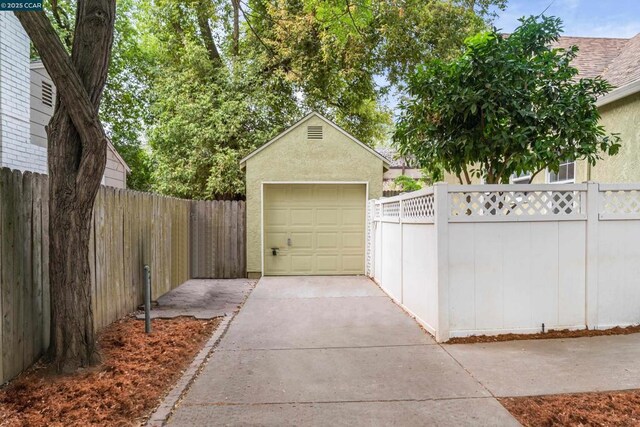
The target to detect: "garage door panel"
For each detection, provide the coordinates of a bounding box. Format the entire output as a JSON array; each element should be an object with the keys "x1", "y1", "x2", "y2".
[
  {"x1": 317, "y1": 255, "x2": 339, "y2": 272},
  {"x1": 341, "y1": 185, "x2": 366, "y2": 204},
  {"x1": 290, "y1": 208, "x2": 314, "y2": 226},
  {"x1": 264, "y1": 184, "x2": 365, "y2": 275},
  {"x1": 266, "y1": 253, "x2": 292, "y2": 274},
  {"x1": 290, "y1": 185, "x2": 313, "y2": 202},
  {"x1": 291, "y1": 255, "x2": 313, "y2": 274},
  {"x1": 265, "y1": 208, "x2": 288, "y2": 226},
  {"x1": 317, "y1": 232, "x2": 339, "y2": 249},
  {"x1": 265, "y1": 231, "x2": 288, "y2": 248},
  {"x1": 342, "y1": 232, "x2": 364, "y2": 249},
  {"x1": 342, "y1": 255, "x2": 364, "y2": 273},
  {"x1": 291, "y1": 232, "x2": 313, "y2": 249},
  {"x1": 342, "y1": 208, "x2": 365, "y2": 226},
  {"x1": 316, "y1": 208, "x2": 338, "y2": 226},
  {"x1": 315, "y1": 185, "x2": 339, "y2": 201}
]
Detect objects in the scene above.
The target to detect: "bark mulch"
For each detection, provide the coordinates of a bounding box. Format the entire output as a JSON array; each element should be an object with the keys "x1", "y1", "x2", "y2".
[
  {"x1": 447, "y1": 325, "x2": 640, "y2": 344},
  {"x1": 0, "y1": 316, "x2": 220, "y2": 427},
  {"x1": 500, "y1": 390, "x2": 640, "y2": 426}
]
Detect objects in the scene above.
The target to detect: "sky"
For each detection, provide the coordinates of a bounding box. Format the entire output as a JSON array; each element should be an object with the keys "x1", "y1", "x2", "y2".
[{"x1": 493, "y1": 0, "x2": 640, "y2": 38}]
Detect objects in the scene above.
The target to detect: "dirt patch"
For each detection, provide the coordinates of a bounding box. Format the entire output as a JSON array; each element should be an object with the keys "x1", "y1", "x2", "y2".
[
  {"x1": 500, "y1": 390, "x2": 640, "y2": 426},
  {"x1": 0, "y1": 316, "x2": 220, "y2": 427},
  {"x1": 447, "y1": 325, "x2": 640, "y2": 344}
]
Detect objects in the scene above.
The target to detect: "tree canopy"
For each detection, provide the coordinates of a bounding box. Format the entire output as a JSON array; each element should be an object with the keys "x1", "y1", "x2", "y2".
[
  {"x1": 395, "y1": 15, "x2": 621, "y2": 184},
  {"x1": 39, "y1": 0, "x2": 505, "y2": 198}
]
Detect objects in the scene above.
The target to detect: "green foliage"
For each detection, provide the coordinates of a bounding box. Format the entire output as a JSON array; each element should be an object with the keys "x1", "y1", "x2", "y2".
[
  {"x1": 393, "y1": 174, "x2": 422, "y2": 192},
  {"x1": 395, "y1": 15, "x2": 621, "y2": 184},
  {"x1": 40, "y1": 0, "x2": 154, "y2": 190},
  {"x1": 39, "y1": 0, "x2": 506, "y2": 198},
  {"x1": 144, "y1": 0, "x2": 301, "y2": 200}
]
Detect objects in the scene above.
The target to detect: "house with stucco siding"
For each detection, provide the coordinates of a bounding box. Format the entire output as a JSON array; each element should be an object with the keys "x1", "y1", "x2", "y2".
[{"x1": 511, "y1": 34, "x2": 640, "y2": 185}]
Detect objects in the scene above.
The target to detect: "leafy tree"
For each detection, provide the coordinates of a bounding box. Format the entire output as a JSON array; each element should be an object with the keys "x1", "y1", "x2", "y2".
[
  {"x1": 145, "y1": 0, "x2": 504, "y2": 199},
  {"x1": 395, "y1": 16, "x2": 621, "y2": 184},
  {"x1": 394, "y1": 175, "x2": 422, "y2": 192},
  {"x1": 15, "y1": 0, "x2": 115, "y2": 371},
  {"x1": 41, "y1": 0, "x2": 153, "y2": 191},
  {"x1": 143, "y1": 0, "x2": 301, "y2": 200}
]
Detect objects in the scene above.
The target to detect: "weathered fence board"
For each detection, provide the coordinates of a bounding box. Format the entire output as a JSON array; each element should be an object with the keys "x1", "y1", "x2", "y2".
[
  {"x1": 190, "y1": 200, "x2": 246, "y2": 279},
  {"x1": 0, "y1": 167, "x2": 247, "y2": 384}
]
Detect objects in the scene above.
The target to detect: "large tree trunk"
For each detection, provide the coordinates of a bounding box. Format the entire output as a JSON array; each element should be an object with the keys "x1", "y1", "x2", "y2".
[{"x1": 15, "y1": 0, "x2": 116, "y2": 372}]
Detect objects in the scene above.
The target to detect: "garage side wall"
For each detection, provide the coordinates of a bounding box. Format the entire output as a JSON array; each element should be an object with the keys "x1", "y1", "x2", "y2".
[{"x1": 245, "y1": 115, "x2": 384, "y2": 276}]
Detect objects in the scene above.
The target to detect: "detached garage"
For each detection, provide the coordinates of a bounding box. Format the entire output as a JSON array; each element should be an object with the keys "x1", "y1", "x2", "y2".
[{"x1": 241, "y1": 112, "x2": 388, "y2": 277}]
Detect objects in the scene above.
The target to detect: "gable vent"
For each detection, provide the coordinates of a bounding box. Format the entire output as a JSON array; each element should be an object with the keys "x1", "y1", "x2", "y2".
[
  {"x1": 307, "y1": 125, "x2": 323, "y2": 140},
  {"x1": 42, "y1": 81, "x2": 53, "y2": 107}
]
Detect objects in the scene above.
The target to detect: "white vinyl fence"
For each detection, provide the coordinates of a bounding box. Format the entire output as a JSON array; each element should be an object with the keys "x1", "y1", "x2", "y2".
[{"x1": 367, "y1": 183, "x2": 640, "y2": 342}]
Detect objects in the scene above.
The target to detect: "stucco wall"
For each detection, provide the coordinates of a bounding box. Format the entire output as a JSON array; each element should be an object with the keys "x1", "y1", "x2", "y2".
[
  {"x1": 575, "y1": 93, "x2": 640, "y2": 183},
  {"x1": 244, "y1": 115, "x2": 384, "y2": 275}
]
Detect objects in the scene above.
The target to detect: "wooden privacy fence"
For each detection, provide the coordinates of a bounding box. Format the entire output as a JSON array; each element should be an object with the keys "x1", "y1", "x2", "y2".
[
  {"x1": 190, "y1": 200, "x2": 246, "y2": 278},
  {"x1": 0, "y1": 167, "x2": 246, "y2": 384}
]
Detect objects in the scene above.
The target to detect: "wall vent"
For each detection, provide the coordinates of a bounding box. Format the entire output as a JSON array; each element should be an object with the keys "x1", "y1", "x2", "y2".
[
  {"x1": 42, "y1": 81, "x2": 53, "y2": 107},
  {"x1": 307, "y1": 125, "x2": 323, "y2": 140}
]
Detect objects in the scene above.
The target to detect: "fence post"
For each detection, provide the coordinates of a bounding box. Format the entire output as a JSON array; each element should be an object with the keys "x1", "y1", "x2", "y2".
[
  {"x1": 585, "y1": 182, "x2": 599, "y2": 329},
  {"x1": 399, "y1": 198, "x2": 404, "y2": 304},
  {"x1": 434, "y1": 182, "x2": 450, "y2": 342}
]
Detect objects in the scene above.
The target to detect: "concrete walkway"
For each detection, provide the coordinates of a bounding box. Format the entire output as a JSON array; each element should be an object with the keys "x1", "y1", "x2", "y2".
[
  {"x1": 136, "y1": 279, "x2": 254, "y2": 320},
  {"x1": 167, "y1": 276, "x2": 518, "y2": 426},
  {"x1": 445, "y1": 333, "x2": 640, "y2": 397}
]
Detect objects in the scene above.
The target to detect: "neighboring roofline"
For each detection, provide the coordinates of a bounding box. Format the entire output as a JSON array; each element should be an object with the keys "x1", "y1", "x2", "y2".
[
  {"x1": 28, "y1": 59, "x2": 131, "y2": 174},
  {"x1": 30, "y1": 60, "x2": 44, "y2": 70},
  {"x1": 597, "y1": 79, "x2": 640, "y2": 107},
  {"x1": 557, "y1": 35, "x2": 629, "y2": 41},
  {"x1": 107, "y1": 141, "x2": 131, "y2": 173},
  {"x1": 239, "y1": 112, "x2": 390, "y2": 168}
]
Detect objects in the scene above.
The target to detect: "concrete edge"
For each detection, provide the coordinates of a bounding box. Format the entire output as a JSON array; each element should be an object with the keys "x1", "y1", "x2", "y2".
[{"x1": 144, "y1": 314, "x2": 235, "y2": 427}]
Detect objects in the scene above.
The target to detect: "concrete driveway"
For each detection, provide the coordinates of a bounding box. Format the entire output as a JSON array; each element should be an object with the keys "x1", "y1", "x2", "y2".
[{"x1": 167, "y1": 276, "x2": 518, "y2": 426}]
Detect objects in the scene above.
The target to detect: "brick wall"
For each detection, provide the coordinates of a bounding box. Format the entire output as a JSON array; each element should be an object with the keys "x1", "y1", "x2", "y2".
[{"x1": 0, "y1": 14, "x2": 47, "y2": 174}]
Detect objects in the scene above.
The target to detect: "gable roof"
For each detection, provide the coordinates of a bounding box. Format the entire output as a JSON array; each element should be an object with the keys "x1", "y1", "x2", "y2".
[
  {"x1": 601, "y1": 33, "x2": 640, "y2": 87},
  {"x1": 552, "y1": 33, "x2": 640, "y2": 107},
  {"x1": 375, "y1": 147, "x2": 420, "y2": 169},
  {"x1": 240, "y1": 112, "x2": 390, "y2": 168},
  {"x1": 107, "y1": 141, "x2": 131, "y2": 173},
  {"x1": 552, "y1": 36, "x2": 629, "y2": 80}
]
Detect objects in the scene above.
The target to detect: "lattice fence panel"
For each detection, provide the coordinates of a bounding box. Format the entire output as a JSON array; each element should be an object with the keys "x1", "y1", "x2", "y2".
[
  {"x1": 600, "y1": 190, "x2": 640, "y2": 216},
  {"x1": 382, "y1": 201, "x2": 400, "y2": 219},
  {"x1": 403, "y1": 194, "x2": 435, "y2": 221},
  {"x1": 450, "y1": 190, "x2": 584, "y2": 218}
]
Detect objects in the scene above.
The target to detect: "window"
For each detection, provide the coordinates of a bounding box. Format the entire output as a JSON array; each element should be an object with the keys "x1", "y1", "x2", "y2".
[
  {"x1": 42, "y1": 81, "x2": 53, "y2": 107},
  {"x1": 548, "y1": 161, "x2": 575, "y2": 183},
  {"x1": 510, "y1": 171, "x2": 532, "y2": 184}
]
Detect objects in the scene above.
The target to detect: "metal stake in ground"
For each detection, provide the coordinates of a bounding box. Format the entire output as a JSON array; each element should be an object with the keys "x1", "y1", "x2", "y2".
[{"x1": 144, "y1": 265, "x2": 152, "y2": 334}]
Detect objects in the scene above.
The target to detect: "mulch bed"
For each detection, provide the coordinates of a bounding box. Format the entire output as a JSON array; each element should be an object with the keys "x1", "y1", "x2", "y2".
[
  {"x1": 0, "y1": 316, "x2": 220, "y2": 427},
  {"x1": 447, "y1": 325, "x2": 640, "y2": 344},
  {"x1": 500, "y1": 390, "x2": 640, "y2": 426}
]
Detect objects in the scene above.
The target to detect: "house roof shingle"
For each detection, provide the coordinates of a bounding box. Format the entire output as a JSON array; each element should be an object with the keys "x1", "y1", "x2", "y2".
[
  {"x1": 552, "y1": 36, "x2": 629, "y2": 80},
  {"x1": 553, "y1": 33, "x2": 640, "y2": 89},
  {"x1": 601, "y1": 33, "x2": 640, "y2": 87}
]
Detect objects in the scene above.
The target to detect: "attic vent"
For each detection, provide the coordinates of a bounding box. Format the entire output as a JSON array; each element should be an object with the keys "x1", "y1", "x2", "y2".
[
  {"x1": 307, "y1": 125, "x2": 323, "y2": 140},
  {"x1": 42, "y1": 81, "x2": 53, "y2": 107}
]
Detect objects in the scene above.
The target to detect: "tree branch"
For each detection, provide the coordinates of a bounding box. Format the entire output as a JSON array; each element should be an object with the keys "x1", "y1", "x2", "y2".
[
  {"x1": 14, "y1": 11, "x2": 106, "y2": 150},
  {"x1": 232, "y1": 0, "x2": 240, "y2": 56},
  {"x1": 196, "y1": 0, "x2": 222, "y2": 66}
]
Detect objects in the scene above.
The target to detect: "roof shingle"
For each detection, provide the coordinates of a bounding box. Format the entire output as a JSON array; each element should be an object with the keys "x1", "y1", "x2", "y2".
[
  {"x1": 552, "y1": 36, "x2": 629, "y2": 80},
  {"x1": 601, "y1": 33, "x2": 640, "y2": 87}
]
